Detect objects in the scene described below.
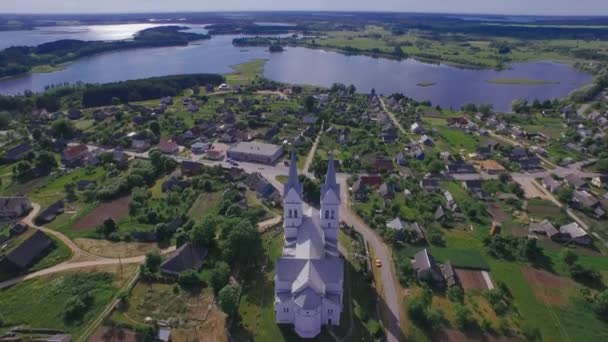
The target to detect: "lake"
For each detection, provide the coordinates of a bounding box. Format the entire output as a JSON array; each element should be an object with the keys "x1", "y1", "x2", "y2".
[{"x1": 0, "y1": 27, "x2": 592, "y2": 111}]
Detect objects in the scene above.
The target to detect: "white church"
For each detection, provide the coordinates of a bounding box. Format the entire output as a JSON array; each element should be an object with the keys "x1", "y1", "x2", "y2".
[{"x1": 275, "y1": 152, "x2": 344, "y2": 338}]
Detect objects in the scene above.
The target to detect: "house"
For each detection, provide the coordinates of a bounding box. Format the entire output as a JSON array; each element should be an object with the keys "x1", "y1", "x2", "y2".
[
  {"x1": 571, "y1": 190, "x2": 605, "y2": 218},
  {"x1": 112, "y1": 149, "x2": 129, "y2": 167},
  {"x1": 408, "y1": 145, "x2": 425, "y2": 160},
  {"x1": 351, "y1": 180, "x2": 369, "y2": 201},
  {"x1": 360, "y1": 175, "x2": 383, "y2": 188},
  {"x1": 410, "y1": 122, "x2": 423, "y2": 134},
  {"x1": 131, "y1": 139, "x2": 150, "y2": 152},
  {"x1": 191, "y1": 141, "x2": 210, "y2": 154},
  {"x1": 180, "y1": 161, "x2": 204, "y2": 176},
  {"x1": 274, "y1": 156, "x2": 343, "y2": 338},
  {"x1": 542, "y1": 176, "x2": 562, "y2": 193},
  {"x1": 386, "y1": 217, "x2": 407, "y2": 231},
  {"x1": 420, "y1": 178, "x2": 440, "y2": 192},
  {"x1": 529, "y1": 219, "x2": 560, "y2": 240},
  {"x1": 404, "y1": 222, "x2": 425, "y2": 242},
  {"x1": 205, "y1": 149, "x2": 224, "y2": 161},
  {"x1": 158, "y1": 139, "x2": 179, "y2": 155},
  {"x1": 382, "y1": 127, "x2": 399, "y2": 144},
  {"x1": 9, "y1": 223, "x2": 28, "y2": 237},
  {"x1": 447, "y1": 117, "x2": 470, "y2": 129},
  {"x1": 419, "y1": 135, "x2": 435, "y2": 147},
  {"x1": 565, "y1": 174, "x2": 587, "y2": 190},
  {"x1": 509, "y1": 147, "x2": 529, "y2": 161},
  {"x1": 446, "y1": 161, "x2": 476, "y2": 174},
  {"x1": 34, "y1": 200, "x2": 65, "y2": 225},
  {"x1": 591, "y1": 176, "x2": 608, "y2": 189},
  {"x1": 443, "y1": 262, "x2": 458, "y2": 287},
  {"x1": 160, "y1": 243, "x2": 208, "y2": 277},
  {"x1": 478, "y1": 160, "x2": 506, "y2": 174},
  {"x1": 373, "y1": 159, "x2": 394, "y2": 173},
  {"x1": 0, "y1": 230, "x2": 53, "y2": 273},
  {"x1": 227, "y1": 141, "x2": 284, "y2": 165},
  {"x1": 462, "y1": 180, "x2": 484, "y2": 198},
  {"x1": 559, "y1": 222, "x2": 592, "y2": 246},
  {"x1": 394, "y1": 151, "x2": 408, "y2": 166},
  {"x1": 444, "y1": 191, "x2": 458, "y2": 211},
  {"x1": 302, "y1": 115, "x2": 318, "y2": 125},
  {"x1": 476, "y1": 146, "x2": 492, "y2": 160},
  {"x1": 435, "y1": 206, "x2": 446, "y2": 221},
  {"x1": 3, "y1": 143, "x2": 33, "y2": 162},
  {"x1": 160, "y1": 96, "x2": 173, "y2": 106},
  {"x1": 263, "y1": 125, "x2": 280, "y2": 141},
  {"x1": 0, "y1": 197, "x2": 32, "y2": 221},
  {"x1": 62, "y1": 144, "x2": 89, "y2": 167},
  {"x1": 379, "y1": 183, "x2": 395, "y2": 200},
  {"x1": 518, "y1": 157, "x2": 542, "y2": 171},
  {"x1": 412, "y1": 249, "x2": 444, "y2": 283}
]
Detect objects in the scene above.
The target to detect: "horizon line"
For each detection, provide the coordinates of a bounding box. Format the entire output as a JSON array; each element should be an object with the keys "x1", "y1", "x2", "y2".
[{"x1": 1, "y1": 10, "x2": 608, "y2": 18}]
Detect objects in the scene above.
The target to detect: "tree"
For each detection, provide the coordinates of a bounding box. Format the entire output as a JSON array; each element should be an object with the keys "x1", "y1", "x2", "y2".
[
  {"x1": 347, "y1": 84, "x2": 357, "y2": 96},
  {"x1": 0, "y1": 111, "x2": 11, "y2": 130},
  {"x1": 220, "y1": 219, "x2": 262, "y2": 265},
  {"x1": 64, "y1": 182, "x2": 77, "y2": 202},
  {"x1": 149, "y1": 121, "x2": 161, "y2": 136},
  {"x1": 453, "y1": 303, "x2": 475, "y2": 329},
  {"x1": 143, "y1": 252, "x2": 162, "y2": 274},
  {"x1": 596, "y1": 159, "x2": 608, "y2": 173},
  {"x1": 595, "y1": 290, "x2": 608, "y2": 319},
  {"x1": 35, "y1": 151, "x2": 57, "y2": 174},
  {"x1": 191, "y1": 215, "x2": 221, "y2": 247},
  {"x1": 560, "y1": 248, "x2": 578, "y2": 266},
  {"x1": 12, "y1": 161, "x2": 32, "y2": 182},
  {"x1": 204, "y1": 261, "x2": 230, "y2": 293},
  {"x1": 155, "y1": 223, "x2": 173, "y2": 242},
  {"x1": 97, "y1": 218, "x2": 118, "y2": 237},
  {"x1": 178, "y1": 270, "x2": 203, "y2": 290},
  {"x1": 304, "y1": 95, "x2": 315, "y2": 112},
  {"x1": 557, "y1": 186, "x2": 574, "y2": 203},
  {"x1": 50, "y1": 118, "x2": 75, "y2": 139},
  {"x1": 218, "y1": 284, "x2": 240, "y2": 316},
  {"x1": 447, "y1": 286, "x2": 464, "y2": 303}
]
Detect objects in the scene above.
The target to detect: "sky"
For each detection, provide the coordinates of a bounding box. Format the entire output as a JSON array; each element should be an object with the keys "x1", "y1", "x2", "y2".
[{"x1": 1, "y1": 0, "x2": 608, "y2": 16}]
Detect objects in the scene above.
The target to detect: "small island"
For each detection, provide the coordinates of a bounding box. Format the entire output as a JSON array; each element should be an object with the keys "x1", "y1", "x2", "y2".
[
  {"x1": 487, "y1": 78, "x2": 560, "y2": 85},
  {"x1": 416, "y1": 81, "x2": 436, "y2": 87},
  {"x1": 268, "y1": 44, "x2": 284, "y2": 52}
]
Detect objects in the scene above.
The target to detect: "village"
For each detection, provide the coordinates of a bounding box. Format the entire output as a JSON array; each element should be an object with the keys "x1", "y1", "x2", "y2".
[{"x1": 0, "y1": 59, "x2": 607, "y2": 342}]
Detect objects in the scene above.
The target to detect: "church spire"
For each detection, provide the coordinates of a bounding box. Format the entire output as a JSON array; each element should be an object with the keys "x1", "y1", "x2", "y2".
[
  {"x1": 325, "y1": 151, "x2": 337, "y2": 187},
  {"x1": 284, "y1": 150, "x2": 302, "y2": 197}
]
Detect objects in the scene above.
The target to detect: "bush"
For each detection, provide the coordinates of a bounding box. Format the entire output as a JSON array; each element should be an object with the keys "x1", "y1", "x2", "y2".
[
  {"x1": 178, "y1": 270, "x2": 203, "y2": 290},
  {"x1": 64, "y1": 293, "x2": 93, "y2": 322},
  {"x1": 453, "y1": 303, "x2": 476, "y2": 329},
  {"x1": 594, "y1": 290, "x2": 608, "y2": 320},
  {"x1": 406, "y1": 290, "x2": 442, "y2": 331},
  {"x1": 218, "y1": 284, "x2": 240, "y2": 316},
  {"x1": 446, "y1": 286, "x2": 464, "y2": 303}
]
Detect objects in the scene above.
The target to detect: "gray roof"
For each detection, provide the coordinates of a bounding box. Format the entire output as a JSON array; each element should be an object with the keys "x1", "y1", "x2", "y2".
[
  {"x1": 160, "y1": 243, "x2": 208, "y2": 276},
  {"x1": 284, "y1": 151, "x2": 303, "y2": 197},
  {"x1": 228, "y1": 141, "x2": 282, "y2": 156},
  {"x1": 321, "y1": 152, "x2": 340, "y2": 201},
  {"x1": 294, "y1": 287, "x2": 323, "y2": 309},
  {"x1": 529, "y1": 219, "x2": 559, "y2": 237},
  {"x1": 386, "y1": 217, "x2": 406, "y2": 230},
  {"x1": 560, "y1": 222, "x2": 588, "y2": 239},
  {"x1": 276, "y1": 258, "x2": 344, "y2": 290}
]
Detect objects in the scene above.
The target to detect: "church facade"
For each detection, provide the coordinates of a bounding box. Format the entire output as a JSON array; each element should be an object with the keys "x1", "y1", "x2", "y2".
[{"x1": 275, "y1": 152, "x2": 344, "y2": 338}]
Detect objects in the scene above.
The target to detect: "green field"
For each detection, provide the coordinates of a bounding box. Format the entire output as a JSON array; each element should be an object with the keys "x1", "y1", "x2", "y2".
[{"x1": 0, "y1": 272, "x2": 118, "y2": 338}]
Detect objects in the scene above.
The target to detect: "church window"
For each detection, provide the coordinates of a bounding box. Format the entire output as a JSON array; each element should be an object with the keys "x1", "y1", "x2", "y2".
[
  {"x1": 294, "y1": 210, "x2": 298, "y2": 218},
  {"x1": 288, "y1": 209, "x2": 292, "y2": 218},
  {"x1": 325, "y1": 210, "x2": 329, "y2": 219},
  {"x1": 330, "y1": 210, "x2": 335, "y2": 219}
]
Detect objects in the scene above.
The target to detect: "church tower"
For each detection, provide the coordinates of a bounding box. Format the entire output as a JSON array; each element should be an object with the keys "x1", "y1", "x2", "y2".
[
  {"x1": 320, "y1": 152, "x2": 340, "y2": 242},
  {"x1": 283, "y1": 151, "x2": 303, "y2": 238}
]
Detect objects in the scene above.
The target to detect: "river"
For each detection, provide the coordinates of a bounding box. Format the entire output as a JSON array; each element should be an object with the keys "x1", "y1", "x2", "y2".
[{"x1": 0, "y1": 25, "x2": 592, "y2": 111}]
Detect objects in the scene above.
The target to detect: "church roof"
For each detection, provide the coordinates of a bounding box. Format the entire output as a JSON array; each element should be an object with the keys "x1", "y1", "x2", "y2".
[
  {"x1": 276, "y1": 258, "x2": 344, "y2": 289},
  {"x1": 292, "y1": 260, "x2": 326, "y2": 294},
  {"x1": 294, "y1": 287, "x2": 323, "y2": 310}
]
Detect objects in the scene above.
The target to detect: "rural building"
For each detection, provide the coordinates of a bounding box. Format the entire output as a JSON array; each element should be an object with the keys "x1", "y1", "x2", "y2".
[
  {"x1": 62, "y1": 144, "x2": 90, "y2": 167},
  {"x1": 191, "y1": 141, "x2": 210, "y2": 154},
  {"x1": 420, "y1": 178, "x2": 440, "y2": 192},
  {"x1": 2, "y1": 143, "x2": 33, "y2": 162},
  {"x1": 565, "y1": 174, "x2": 587, "y2": 190},
  {"x1": 10, "y1": 223, "x2": 28, "y2": 237},
  {"x1": 443, "y1": 262, "x2": 458, "y2": 287},
  {"x1": 350, "y1": 180, "x2": 368, "y2": 201},
  {"x1": 411, "y1": 122, "x2": 423, "y2": 134},
  {"x1": 0, "y1": 230, "x2": 53, "y2": 273},
  {"x1": 158, "y1": 139, "x2": 179, "y2": 155},
  {"x1": 478, "y1": 160, "x2": 506, "y2": 174},
  {"x1": 275, "y1": 153, "x2": 344, "y2": 338},
  {"x1": 227, "y1": 141, "x2": 283, "y2": 165},
  {"x1": 592, "y1": 176, "x2": 608, "y2": 188},
  {"x1": 205, "y1": 149, "x2": 224, "y2": 160},
  {"x1": 542, "y1": 176, "x2": 562, "y2": 193},
  {"x1": 35, "y1": 200, "x2": 65, "y2": 225},
  {"x1": 0, "y1": 197, "x2": 32, "y2": 221},
  {"x1": 180, "y1": 161, "x2": 204, "y2": 176},
  {"x1": 412, "y1": 249, "x2": 444, "y2": 283},
  {"x1": 447, "y1": 161, "x2": 476, "y2": 174},
  {"x1": 529, "y1": 219, "x2": 560, "y2": 240},
  {"x1": 559, "y1": 222, "x2": 592, "y2": 246},
  {"x1": 160, "y1": 243, "x2": 208, "y2": 277}
]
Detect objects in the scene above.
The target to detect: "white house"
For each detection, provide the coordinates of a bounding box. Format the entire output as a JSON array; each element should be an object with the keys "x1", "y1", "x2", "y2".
[{"x1": 275, "y1": 152, "x2": 344, "y2": 338}]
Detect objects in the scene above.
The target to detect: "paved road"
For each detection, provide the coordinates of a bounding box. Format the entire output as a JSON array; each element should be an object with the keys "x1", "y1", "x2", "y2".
[{"x1": 336, "y1": 175, "x2": 403, "y2": 342}]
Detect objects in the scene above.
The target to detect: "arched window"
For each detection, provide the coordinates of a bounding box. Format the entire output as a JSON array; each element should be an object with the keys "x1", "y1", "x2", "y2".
[
  {"x1": 288, "y1": 209, "x2": 292, "y2": 218},
  {"x1": 325, "y1": 210, "x2": 329, "y2": 219},
  {"x1": 330, "y1": 210, "x2": 335, "y2": 219},
  {"x1": 294, "y1": 210, "x2": 298, "y2": 218}
]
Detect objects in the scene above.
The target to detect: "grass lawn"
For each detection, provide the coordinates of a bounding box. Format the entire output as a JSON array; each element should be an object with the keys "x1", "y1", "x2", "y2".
[
  {"x1": 110, "y1": 281, "x2": 228, "y2": 341},
  {"x1": 187, "y1": 191, "x2": 223, "y2": 220},
  {"x1": 30, "y1": 167, "x2": 107, "y2": 207},
  {"x1": 0, "y1": 271, "x2": 119, "y2": 338},
  {"x1": 526, "y1": 198, "x2": 563, "y2": 220},
  {"x1": 226, "y1": 59, "x2": 266, "y2": 86}
]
